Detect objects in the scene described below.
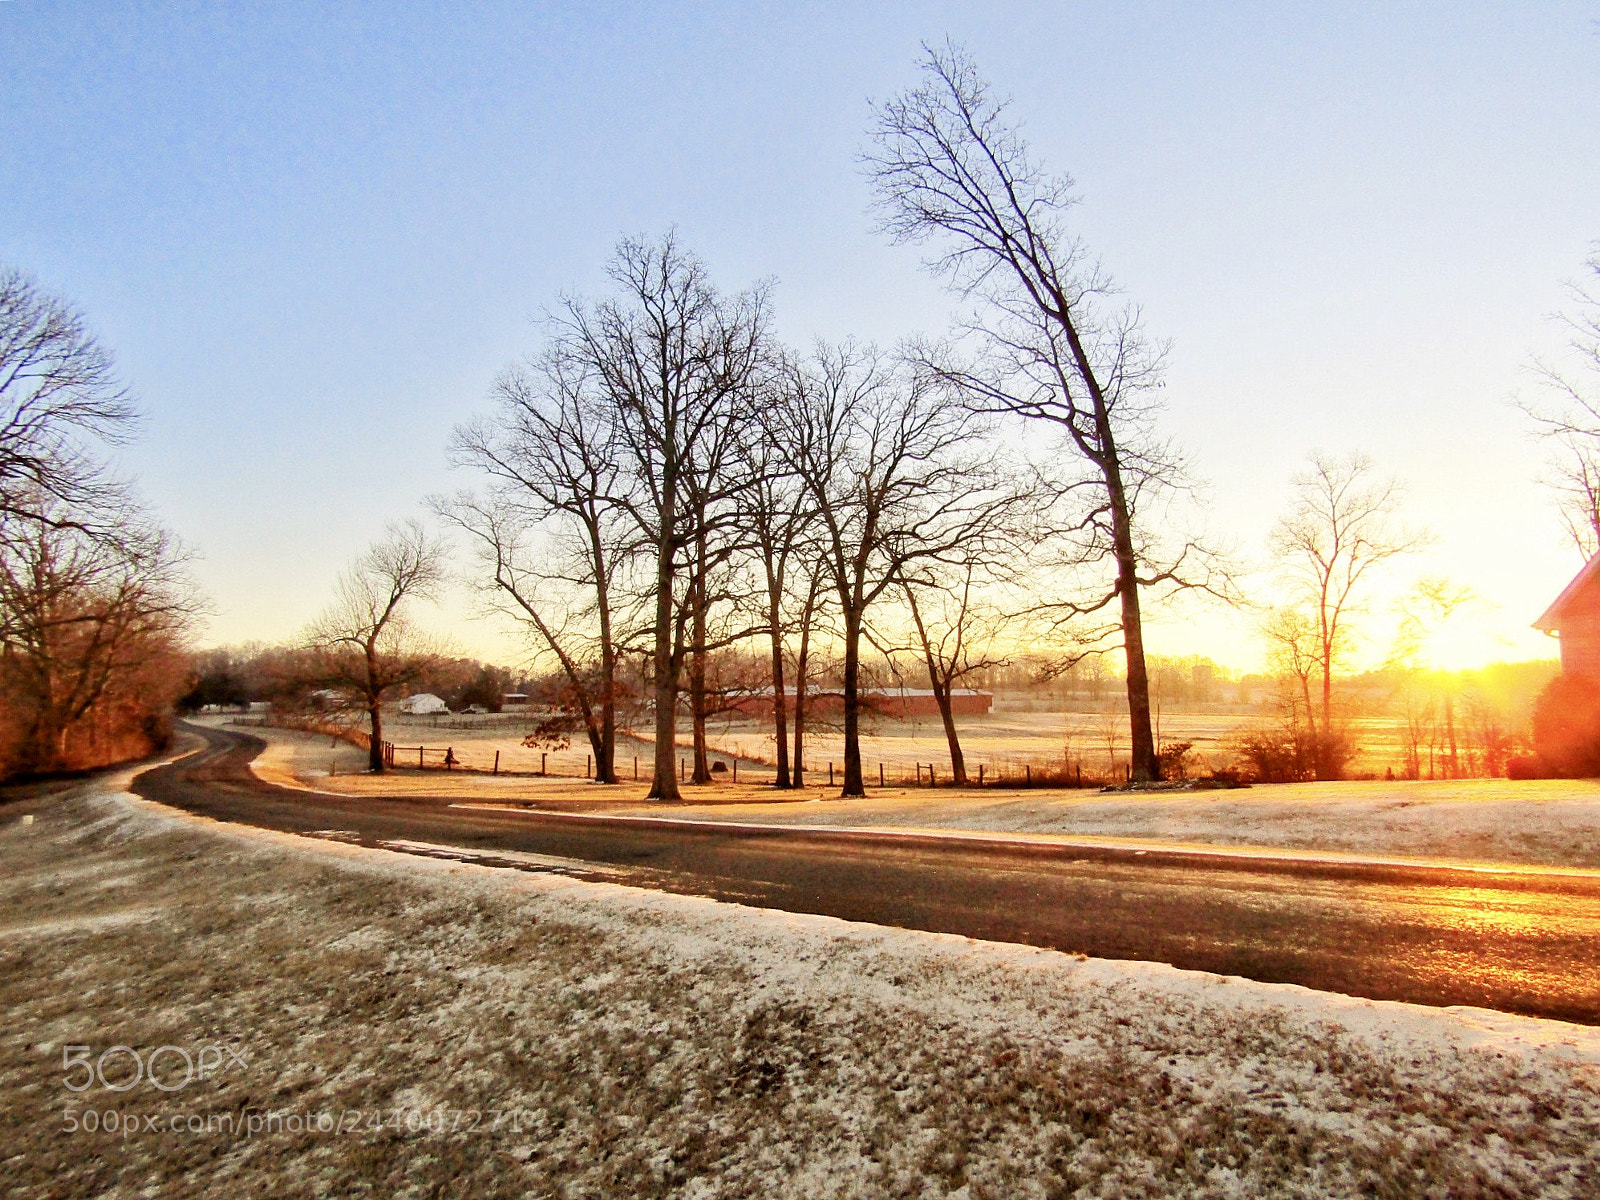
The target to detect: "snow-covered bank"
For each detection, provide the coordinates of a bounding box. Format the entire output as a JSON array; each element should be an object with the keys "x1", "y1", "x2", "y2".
[{"x1": 0, "y1": 770, "x2": 1594, "y2": 1197}]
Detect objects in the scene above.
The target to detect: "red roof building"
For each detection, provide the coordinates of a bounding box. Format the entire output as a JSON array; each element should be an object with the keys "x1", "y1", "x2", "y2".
[
  {"x1": 1534, "y1": 554, "x2": 1600, "y2": 678},
  {"x1": 725, "y1": 687, "x2": 993, "y2": 719}
]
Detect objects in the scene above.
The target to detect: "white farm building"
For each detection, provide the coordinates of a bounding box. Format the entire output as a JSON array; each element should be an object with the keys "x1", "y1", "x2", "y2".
[{"x1": 399, "y1": 693, "x2": 448, "y2": 716}]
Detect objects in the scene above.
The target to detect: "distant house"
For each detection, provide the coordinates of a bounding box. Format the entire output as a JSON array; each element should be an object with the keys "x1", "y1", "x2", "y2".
[
  {"x1": 399, "y1": 693, "x2": 449, "y2": 716},
  {"x1": 502, "y1": 693, "x2": 530, "y2": 708},
  {"x1": 1535, "y1": 554, "x2": 1600, "y2": 678}
]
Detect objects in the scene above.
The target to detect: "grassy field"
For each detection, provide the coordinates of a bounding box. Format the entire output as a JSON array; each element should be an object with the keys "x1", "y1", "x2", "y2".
[
  {"x1": 3, "y1": 763, "x2": 1598, "y2": 1197},
  {"x1": 254, "y1": 697, "x2": 1429, "y2": 789}
]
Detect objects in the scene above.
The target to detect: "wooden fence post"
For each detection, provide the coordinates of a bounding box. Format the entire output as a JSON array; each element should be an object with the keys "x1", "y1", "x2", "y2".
[
  {"x1": 1026, "y1": 764, "x2": 1032, "y2": 786},
  {"x1": 634, "y1": 756, "x2": 638, "y2": 781},
  {"x1": 828, "y1": 762, "x2": 834, "y2": 786},
  {"x1": 587, "y1": 753, "x2": 592, "y2": 779},
  {"x1": 879, "y1": 762, "x2": 884, "y2": 787},
  {"x1": 978, "y1": 764, "x2": 984, "y2": 786},
  {"x1": 541, "y1": 752, "x2": 546, "y2": 776},
  {"x1": 493, "y1": 750, "x2": 500, "y2": 775}
]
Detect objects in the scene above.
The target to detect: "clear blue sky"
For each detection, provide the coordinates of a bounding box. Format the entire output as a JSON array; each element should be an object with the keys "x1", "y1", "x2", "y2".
[{"x1": 3, "y1": 2, "x2": 1596, "y2": 669}]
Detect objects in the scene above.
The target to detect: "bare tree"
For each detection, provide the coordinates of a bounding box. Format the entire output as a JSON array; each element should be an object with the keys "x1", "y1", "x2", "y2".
[
  {"x1": 738, "y1": 407, "x2": 816, "y2": 787},
  {"x1": 1520, "y1": 248, "x2": 1600, "y2": 556},
  {"x1": 0, "y1": 494, "x2": 196, "y2": 775},
  {"x1": 866, "y1": 44, "x2": 1218, "y2": 781},
  {"x1": 442, "y1": 345, "x2": 630, "y2": 783},
  {"x1": 789, "y1": 561, "x2": 828, "y2": 788},
  {"x1": 894, "y1": 561, "x2": 1009, "y2": 785},
  {"x1": 1269, "y1": 453, "x2": 1423, "y2": 778},
  {"x1": 307, "y1": 520, "x2": 448, "y2": 773},
  {"x1": 779, "y1": 342, "x2": 1013, "y2": 797},
  {"x1": 1387, "y1": 578, "x2": 1476, "y2": 780},
  {"x1": 557, "y1": 233, "x2": 769, "y2": 801},
  {"x1": 0, "y1": 267, "x2": 138, "y2": 535}
]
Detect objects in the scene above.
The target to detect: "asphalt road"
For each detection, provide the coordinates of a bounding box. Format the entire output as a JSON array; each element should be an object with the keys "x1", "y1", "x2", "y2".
[{"x1": 133, "y1": 724, "x2": 1600, "y2": 1025}]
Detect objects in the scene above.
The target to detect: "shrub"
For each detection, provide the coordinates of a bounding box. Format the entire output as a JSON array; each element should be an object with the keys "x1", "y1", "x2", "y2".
[
  {"x1": 1156, "y1": 741, "x2": 1194, "y2": 780},
  {"x1": 1506, "y1": 754, "x2": 1551, "y2": 780},
  {"x1": 1530, "y1": 673, "x2": 1600, "y2": 777}
]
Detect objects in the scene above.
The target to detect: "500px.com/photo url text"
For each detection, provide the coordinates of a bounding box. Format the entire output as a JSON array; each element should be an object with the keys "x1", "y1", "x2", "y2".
[{"x1": 63, "y1": 1108, "x2": 548, "y2": 1139}]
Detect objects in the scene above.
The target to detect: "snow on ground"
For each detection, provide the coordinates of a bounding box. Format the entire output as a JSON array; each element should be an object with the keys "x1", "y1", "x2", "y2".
[
  {"x1": 239, "y1": 721, "x2": 1600, "y2": 871},
  {"x1": 608, "y1": 777, "x2": 1600, "y2": 871},
  {"x1": 1, "y1": 759, "x2": 1597, "y2": 1197}
]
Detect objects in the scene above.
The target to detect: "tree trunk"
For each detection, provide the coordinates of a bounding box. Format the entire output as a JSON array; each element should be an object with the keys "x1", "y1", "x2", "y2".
[
  {"x1": 905, "y1": 584, "x2": 968, "y2": 784},
  {"x1": 1116, "y1": 565, "x2": 1157, "y2": 780},
  {"x1": 841, "y1": 606, "x2": 865, "y2": 797},
  {"x1": 769, "y1": 626, "x2": 790, "y2": 788},
  {"x1": 596, "y1": 645, "x2": 617, "y2": 784},
  {"x1": 367, "y1": 698, "x2": 385, "y2": 774},
  {"x1": 690, "y1": 541, "x2": 711, "y2": 784},
  {"x1": 648, "y1": 518, "x2": 681, "y2": 800},
  {"x1": 594, "y1": 533, "x2": 617, "y2": 785},
  {"x1": 1106, "y1": 466, "x2": 1158, "y2": 781},
  {"x1": 931, "y1": 678, "x2": 967, "y2": 785},
  {"x1": 792, "y1": 585, "x2": 815, "y2": 789},
  {"x1": 1444, "y1": 693, "x2": 1458, "y2": 779}
]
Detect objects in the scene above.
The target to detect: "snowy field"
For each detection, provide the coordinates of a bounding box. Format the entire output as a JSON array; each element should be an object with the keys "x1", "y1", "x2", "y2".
[
  {"x1": 1, "y1": 759, "x2": 1597, "y2": 1197},
  {"x1": 237, "y1": 699, "x2": 1428, "y2": 785},
  {"x1": 243, "y1": 722, "x2": 1600, "y2": 870}
]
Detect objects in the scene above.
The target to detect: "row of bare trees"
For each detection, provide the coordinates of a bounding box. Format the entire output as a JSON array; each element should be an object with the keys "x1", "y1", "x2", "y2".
[
  {"x1": 413, "y1": 46, "x2": 1220, "y2": 799},
  {"x1": 315, "y1": 45, "x2": 1582, "y2": 791}
]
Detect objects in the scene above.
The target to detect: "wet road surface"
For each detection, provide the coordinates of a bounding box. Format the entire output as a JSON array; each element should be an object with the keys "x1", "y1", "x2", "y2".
[{"x1": 132, "y1": 725, "x2": 1600, "y2": 1024}]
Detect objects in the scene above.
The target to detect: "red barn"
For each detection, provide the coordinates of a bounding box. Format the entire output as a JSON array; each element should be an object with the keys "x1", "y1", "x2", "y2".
[
  {"x1": 862, "y1": 688, "x2": 993, "y2": 718},
  {"x1": 724, "y1": 687, "x2": 993, "y2": 719},
  {"x1": 1535, "y1": 554, "x2": 1600, "y2": 678}
]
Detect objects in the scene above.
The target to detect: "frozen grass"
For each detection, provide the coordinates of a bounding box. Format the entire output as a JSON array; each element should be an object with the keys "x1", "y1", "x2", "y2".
[
  {"x1": 1, "y1": 765, "x2": 1598, "y2": 1197},
  {"x1": 221, "y1": 700, "x2": 1423, "y2": 785},
  {"x1": 241, "y1": 723, "x2": 1600, "y2": 871}
]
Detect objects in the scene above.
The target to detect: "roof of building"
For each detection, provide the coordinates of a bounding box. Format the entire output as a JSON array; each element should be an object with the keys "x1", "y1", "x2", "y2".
[{"x1": 1535, "y1": 552, "x2": 1600, "y2": 632}]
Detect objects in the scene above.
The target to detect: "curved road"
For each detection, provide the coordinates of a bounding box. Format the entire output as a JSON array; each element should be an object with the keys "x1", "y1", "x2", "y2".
[{"x1": 134, "y1": 724, "x2": 1600, "y2": 1025}]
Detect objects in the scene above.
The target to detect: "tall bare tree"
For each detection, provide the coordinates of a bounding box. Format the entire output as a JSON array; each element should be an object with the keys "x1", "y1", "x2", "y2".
[
  {"x1": 307, "y1": 520, "x2": 447, "y2": 773},
  {"x1": 442, "y1": 345, "x2": 629, "y2": 783},
  {"x1": 1269, "y1": 452, "x2": 1422, "y2": 778},
  {"x1": 1520, "y1": 248, "x2": 1600, "y2": 556},
  {"x1": 557, "y1": 233, "x2": 768, "y2": 801},
  {"x1": 780, "y1": 342, "x2": 1012, "y2": 797},
  {"x1": 0, "y1": 267, "x2": 138, "y2": 536},
  {"x1": 867, "y1": 44, "x2": 1211, "y2": 781}
]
